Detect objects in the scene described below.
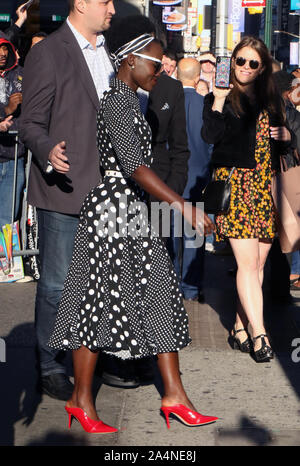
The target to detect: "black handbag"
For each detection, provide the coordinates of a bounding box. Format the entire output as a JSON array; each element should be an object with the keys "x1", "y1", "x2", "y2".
[{"x1": 202, "y1": 167, "x2": 235, "y2": 214}]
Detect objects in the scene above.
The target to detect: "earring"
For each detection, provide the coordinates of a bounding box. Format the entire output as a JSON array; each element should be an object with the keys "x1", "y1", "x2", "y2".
[{"x1": 131, "y1": 65, "x2": 135, "y2": 69}]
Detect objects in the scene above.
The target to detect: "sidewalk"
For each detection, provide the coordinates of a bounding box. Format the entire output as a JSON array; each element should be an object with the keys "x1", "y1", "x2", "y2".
[{"x1": 1, "y1": 251, "x2": 300, "y2": 446}]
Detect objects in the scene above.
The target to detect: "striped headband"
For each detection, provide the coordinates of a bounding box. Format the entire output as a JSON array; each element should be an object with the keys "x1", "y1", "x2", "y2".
[{"x1": 110, "y1": 33, "x2": 154, "y2": 71}]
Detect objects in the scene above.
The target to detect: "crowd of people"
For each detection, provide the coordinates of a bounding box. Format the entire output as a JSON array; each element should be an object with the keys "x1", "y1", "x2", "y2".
[{"x1": 1, "y1": 0, "x2": 300, "y2": 435}]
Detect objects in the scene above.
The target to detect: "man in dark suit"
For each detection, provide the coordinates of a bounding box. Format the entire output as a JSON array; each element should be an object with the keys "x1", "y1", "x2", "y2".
[
  {"x1": 172, "y1": 57, "x2": 212, "y2": 302},
  {"x1": 146, "y1": 72, "x2": 189, "y2": 200},
  {"x1": 145, "y1": 68, "x2": 190, "y2": 276},
  {"x1": 19, "y1": 0, "x2": 115, "y2": 400}
]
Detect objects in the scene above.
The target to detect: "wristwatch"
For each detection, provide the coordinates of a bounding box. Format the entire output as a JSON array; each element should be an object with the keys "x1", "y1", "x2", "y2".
[{"x1": 46, "y1": 161, "x2": 54, "y2": 174}]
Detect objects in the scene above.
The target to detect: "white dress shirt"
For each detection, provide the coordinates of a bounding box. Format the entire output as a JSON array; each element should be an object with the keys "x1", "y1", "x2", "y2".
[{"x1": 67, "y1": 18, "x2": 114, "y2": 100}]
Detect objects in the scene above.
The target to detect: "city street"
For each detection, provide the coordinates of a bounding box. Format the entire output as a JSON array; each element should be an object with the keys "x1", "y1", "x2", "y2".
[{"x1": 1, "y1": 249, "x2": 300, "y2": 447}]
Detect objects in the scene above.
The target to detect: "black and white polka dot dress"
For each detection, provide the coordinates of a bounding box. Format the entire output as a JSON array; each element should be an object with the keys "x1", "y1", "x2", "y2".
[{"x1": 49, "y1": 78, "x2": 191, "y2": 359}]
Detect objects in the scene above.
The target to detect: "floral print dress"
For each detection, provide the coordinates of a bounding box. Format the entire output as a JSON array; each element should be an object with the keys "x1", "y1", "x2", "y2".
[{"x1": 214, "y1": 110, "x2": 276, "y2": 241}]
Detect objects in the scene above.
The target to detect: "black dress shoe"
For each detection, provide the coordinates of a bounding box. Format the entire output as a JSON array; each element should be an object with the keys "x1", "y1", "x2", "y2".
[
  {"x1": 97, "y1": 354, "x2": 140, "y2": 389},
  {"x1": 41, "y1": 373, "x2": 74, "y2": 401},
  {"x1": 101, "y1": 371, "x2": 140, "y2": 389}
]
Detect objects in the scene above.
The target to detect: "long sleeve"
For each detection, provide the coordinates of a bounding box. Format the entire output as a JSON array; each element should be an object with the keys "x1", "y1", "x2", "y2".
[
  {"x1": 3, "y1": 24, "x2": 21, "y2": 46},
  {"x1": 19, "y1": 43, "x2": 56, "y2": 172},
  {"x1": 165, "y1": 83, "x2": 190, "y2": 195},
  {"x1": 201, "y1": 92, "x2": 226, "y2": 145}
]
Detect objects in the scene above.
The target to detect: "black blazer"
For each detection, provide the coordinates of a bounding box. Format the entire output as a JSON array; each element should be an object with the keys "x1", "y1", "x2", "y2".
[
  {"x1": 146, "y1": 74, "x2": 190, "y2": 196},
  {"x1": 20, "y1": 22, "x2": 113, "y2": 215},
  {"x1": 201, "y1": 92, "x2": 293, "y2": 172}
]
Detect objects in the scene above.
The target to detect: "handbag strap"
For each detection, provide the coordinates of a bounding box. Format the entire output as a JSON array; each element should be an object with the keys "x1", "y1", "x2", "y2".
[{"x1": 226, "y1": 167, "x2": 236, "y2": 182}]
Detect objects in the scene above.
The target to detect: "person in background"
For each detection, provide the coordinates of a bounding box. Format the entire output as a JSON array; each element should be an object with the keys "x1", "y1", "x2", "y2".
[
  {"x1": 202, "y1": 36, "x2": 293, "y2": 363},
  {"x1": 3, "y1": 3, "x2": 28, "y2": 48},
  {"x1": 162, "y1": 48, "x2": 177, "y2": 78},
  {"x1": 196, "y1": 78, "x2": 209, "y2": 97},
  {"x1": 198, "y1": 52, "x2": 216, "y2": 92},
  {"x1": 195, "y1": 77, "x2": 215, "y2": 252},
  {"x1": 290, "y1": 71, "x2": 300, "y2": 112},
  {"x1": 0, "y1": 37, "x2": 25, "y2": 228},
  {"x1": 173, "y1": 57, "x2": 212, "y2": 303},
  {"x1": 20, "y1": 0, "x2": 115, "y2": 402},
  {"x1": 31, "y1": 32, "x2": 48, "y2": 48},
  {"x1": 273, "y1": 70, "x2": 300, "y2": 292}
]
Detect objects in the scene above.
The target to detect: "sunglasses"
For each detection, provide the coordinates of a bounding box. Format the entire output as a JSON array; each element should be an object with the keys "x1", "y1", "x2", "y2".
[
  {"x1": 132, "y1": 52, "x2": 163, "y2": 74},
  {"x1": 235, "y1": 56, "x2": 261, "y2": 70}
]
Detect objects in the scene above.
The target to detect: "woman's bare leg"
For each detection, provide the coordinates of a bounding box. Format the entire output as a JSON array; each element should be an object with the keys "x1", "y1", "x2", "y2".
[
  {"x1": 66, "y1": 345, "x2": 100, "y2": 420},
  {"x1": 230, "y1": 238, "x2": 263, "y2": 332},
  {"x1": 157, "y1": 352, "x2": 195, "y2": 410},
  {"x1": 229, "y1": 238, "x2": 272, "y2": 351}
]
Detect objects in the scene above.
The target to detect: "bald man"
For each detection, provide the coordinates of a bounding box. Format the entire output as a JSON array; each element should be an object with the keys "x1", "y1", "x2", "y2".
[
  {"x1": 171, "y1": 58, "x2": 212, "y2": 303},
  {"x1": 177, "y1": 57, "x2": 201, "y2": 87}
]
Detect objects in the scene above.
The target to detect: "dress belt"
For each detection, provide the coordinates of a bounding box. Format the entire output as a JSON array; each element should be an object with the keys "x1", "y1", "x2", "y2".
[{"x1": 104, "y1": 170, "x2": 123, "y2": 178}]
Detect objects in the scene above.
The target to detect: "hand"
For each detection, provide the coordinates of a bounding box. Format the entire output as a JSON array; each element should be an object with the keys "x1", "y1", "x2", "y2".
[
  {"x1": 0, "y1": 115, "x2": 13, "y2": 132},
  {"x1": 48, "y1": 141, "x2": 70, "y2": 174},
  {"x1": 212, "y1": 80, "x2": 233, "y2": 112},
  {"x1": 5, "y1": 93, "x2": 22, "y2": 115},
  {"x1": 15, "y1": 3, "x2": 28, "y2": 28},
  {"x1": 212, "y1": 80, "x2": 233, "y2": 100},
  {"x1": 270, "y1": 126, "x2": 291, "y2": 142},
  {"x1": 183, "y1": 204, "x2": 215, "y2": 237}
]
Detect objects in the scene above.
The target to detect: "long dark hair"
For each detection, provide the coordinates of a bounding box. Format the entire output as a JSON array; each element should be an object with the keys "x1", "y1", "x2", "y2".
[{"x1": 229, "y1": 36, "x2": 284, "y2": 122}]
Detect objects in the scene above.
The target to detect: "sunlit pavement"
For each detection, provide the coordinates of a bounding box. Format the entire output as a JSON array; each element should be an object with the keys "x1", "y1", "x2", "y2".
[{"x1": 1, "y1": 250, "x2": 300, "y2": 446}]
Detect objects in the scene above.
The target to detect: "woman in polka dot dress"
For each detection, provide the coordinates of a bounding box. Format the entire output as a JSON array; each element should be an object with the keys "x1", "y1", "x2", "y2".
[
  {"x1": 201, "y1": 37, "x2": 293, "y2": 363},
  {"x1": 49, "y1": 28, "x2": 217, "y2": 433}
]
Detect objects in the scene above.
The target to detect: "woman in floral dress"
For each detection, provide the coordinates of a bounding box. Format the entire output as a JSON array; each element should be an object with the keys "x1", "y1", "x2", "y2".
[{"x1": 202, "y1": 36, "x2": 293, "y2": 362}]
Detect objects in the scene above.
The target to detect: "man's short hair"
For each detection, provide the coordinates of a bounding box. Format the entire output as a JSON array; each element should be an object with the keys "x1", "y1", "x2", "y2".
[{"x1": 163, "y1": 48, "x2": 178, "y2": 63}]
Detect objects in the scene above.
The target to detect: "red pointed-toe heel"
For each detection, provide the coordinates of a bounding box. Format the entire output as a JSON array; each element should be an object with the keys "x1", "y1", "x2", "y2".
[
  {"x1": 161, "y1": 404, "x2": 218, "y2": 429},
  {"x1": 65, "y1": 406, "x2": 118, "y2": 434}
]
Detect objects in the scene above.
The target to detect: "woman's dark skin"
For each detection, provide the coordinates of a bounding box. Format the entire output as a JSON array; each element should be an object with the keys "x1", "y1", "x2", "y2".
[{"x1": 67, "y1": 40, "x2": 215, "y2": 421}]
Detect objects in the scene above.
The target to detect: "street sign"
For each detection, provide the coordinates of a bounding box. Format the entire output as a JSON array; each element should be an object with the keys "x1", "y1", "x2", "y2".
[{"x1": 242, "y1": 0, "x2": 266, "y2": 6}]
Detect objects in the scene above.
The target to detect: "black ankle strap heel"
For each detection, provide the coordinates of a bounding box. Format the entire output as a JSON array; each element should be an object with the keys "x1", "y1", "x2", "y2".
[
  {"x1": 252, "y1": 334, "x2": 274, "y2": 362},
  {"x1": 229, "y1": 327, "x2": 252, "y2": 353}
]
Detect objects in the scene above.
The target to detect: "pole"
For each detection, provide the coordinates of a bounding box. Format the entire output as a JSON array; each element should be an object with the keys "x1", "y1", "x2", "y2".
[
  {"x1": 210, "y1": 0, "x2": 217, "y2": 54},
  {"x1": 216, "y1": 0, "x2": 228, "y2": 56},
  {"x1": 264, "y1": 0, "x2": 273, "y2": 50},
  {"x1": 298, "y1": 15, "x2": 300, "y2": 66}
]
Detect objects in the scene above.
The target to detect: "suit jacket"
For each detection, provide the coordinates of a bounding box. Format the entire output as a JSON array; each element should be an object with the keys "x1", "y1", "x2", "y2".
[
  {"x1": 146, "y1": 74, "x2": 190, "y2": 196},
  {"x1": 20, "y1": 22, "x2": 107, "y2": 215},
  {"x1": 182, "y1": 88, "x2": 211, "y2": 202}
]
